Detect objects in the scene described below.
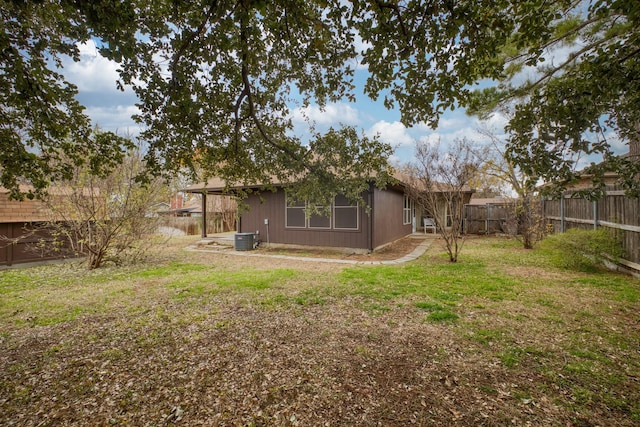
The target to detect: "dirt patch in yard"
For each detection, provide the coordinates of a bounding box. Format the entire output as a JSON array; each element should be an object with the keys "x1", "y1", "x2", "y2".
[
  {"x1": 182, "y1": 235, "x2": 432, "y2": 271},
  {"x1": 345, "y1": 235, "x2": 430, "y2": 261},
  {"x1": 247, "y1": 235, "x2": 429, "y2": 261}
]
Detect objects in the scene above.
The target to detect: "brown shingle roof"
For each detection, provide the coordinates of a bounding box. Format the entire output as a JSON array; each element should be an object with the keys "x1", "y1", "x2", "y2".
[{"x1": 184, "y1": 172, "x2": 474, "y2": 195}]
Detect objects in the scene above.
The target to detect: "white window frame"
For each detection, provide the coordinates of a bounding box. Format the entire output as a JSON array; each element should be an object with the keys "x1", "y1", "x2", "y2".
[
  {"x1": 333, "y1": 195, "x2": 359, "y2": 231},
  {"x1": 285, "y1": 198, "x2": 307, "y2": 228},
  {"x1": 284, "y1": 195, "x2": 359, "y2": 230},
  {"x1": 403, "y1": 195, "x2": 413, "y2": 225}
]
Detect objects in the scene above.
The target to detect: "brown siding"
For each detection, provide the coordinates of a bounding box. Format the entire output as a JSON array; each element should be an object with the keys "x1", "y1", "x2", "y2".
[
  {"x1": 239, "y1": 190, "x2": 372, "y2": 250},
  {"x1": 238, "y1": 186, "x2": 412, "y2": 251},
  {"x1": 0, "y1": 223, "x2": 9, "y2": 264},
  {"x1": 0, "y1": 192, "x2": 80, "y2": 266},
  {"x1": 0, "y1": 222, "x2": 71, "y2": 266},
  {"x1": 372, "y1": 187, "x2": 412, "y2": 249}
]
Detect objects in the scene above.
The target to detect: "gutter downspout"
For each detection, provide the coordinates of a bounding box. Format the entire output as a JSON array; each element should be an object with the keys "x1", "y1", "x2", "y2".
[{"x1": 368, "y1": 183, "x2": 374, "y2": 252}]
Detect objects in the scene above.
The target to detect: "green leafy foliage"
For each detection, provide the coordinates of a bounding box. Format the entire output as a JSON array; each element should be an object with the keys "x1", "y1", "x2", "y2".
[
  {"x1": 467, "y1": 0, "x2": 640, "y2": 197},
  {"x1": 3, "y1": 1, "x2": 638, "y2": 200},
  {"x1": 0, "y1": 1, "x2": 134, "y2": 199},
  {"x1": 285, "y1": 127, "x2": 394, "y2": 210},
  {"x1": 1, "y1": 0, "x2": 394, "y2": 202}
]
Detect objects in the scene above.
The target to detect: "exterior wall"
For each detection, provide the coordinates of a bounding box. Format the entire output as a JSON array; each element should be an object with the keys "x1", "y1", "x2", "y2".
[
  {"x1": 237, "y1": 186, "x2": 412, "y2": 251},
  {"x1": 372, "y1": 187, "x2": 413, "y2": 249},
  {"x1": 239, "y1": 190, "x2": 372, "y2": 250}
]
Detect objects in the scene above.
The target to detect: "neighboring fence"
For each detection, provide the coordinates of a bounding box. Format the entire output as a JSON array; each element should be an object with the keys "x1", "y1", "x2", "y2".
[
  {"x1": 0, "y1": 189, "x2": 75, "y2": 267},
  {"x1": 542, "y1": 186, "x2": 640, "y2": 271},
  {"x1": 464, "y1": 202, "x2": 518, "y2": 235},
  {"x1": 0, "y1": 222, "x2": 73, "y2": 267},
  {"x1": 159, "y1": 214, "x2": 235, "y2": 236}
]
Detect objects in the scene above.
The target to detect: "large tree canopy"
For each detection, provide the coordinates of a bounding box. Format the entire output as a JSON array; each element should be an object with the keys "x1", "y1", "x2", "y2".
[
  {"x1": 466, "y1": 0, "x2": 640, "y2": 197},
  {"x1": 0, "y1": 0, "x2": 134, "y2": 199},
  {"x1": 2, "y1": 0, "x2": 394, "y2": 202},
  {"x1": 2, "y1": 0, "x2": 638, "y2": 200}
]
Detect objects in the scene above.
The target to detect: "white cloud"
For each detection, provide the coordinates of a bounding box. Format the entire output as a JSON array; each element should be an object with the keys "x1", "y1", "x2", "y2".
[
  {"x1": 415, "y1": 121, "x2": 435, "y2": 132},
  {"x1": 436, "y1": 116, "x2": 468, "y2": 131},
  {"x1": 55, "y1": 41, "x2": 142, "y2": 134},
  {"x1": 85, "y1": 105, "x2": 142, "y2": 135},
  {"x1": 367, "y1": 120, "x2": 414, "y2": 146},
  {"x1": 509, "y1": 39, "x2": 583, "y2": 87},
  {"x1": 65, "y1": 41, "x2": 123, "y2": 94},
  {"x1": 412, "y1": 117, "x2": 485, "y2": 154},
  {"x1": 482, "y1": 112, "x2": 509, "y2": 132},
  {"x1": 291, "y1": 102, "x2": 361, "y2": 127},
  {"x1": 606, "y1": 131, "x2": 628, "y2": 154},
  {"x1": 417, "y1": 133, "x2": 442, "y2": 146},
  {"x1": 351, "y1": 33, "x2": 373, "y2": 71}
]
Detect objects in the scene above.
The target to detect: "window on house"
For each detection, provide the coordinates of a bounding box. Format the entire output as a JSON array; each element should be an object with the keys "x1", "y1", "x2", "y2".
[
  {"x1": 403, "y1": 195, "x2": 413, "y2": 225},
  {"x1": 309, "y1": 206, "x2": 331, "y2": 228},
  {"x1": 333, "y1": 194, "x2": 358, "y2": 230},
  {"x1": 286, "y1": 198, "x2": 306, "y2": 228},
  {"x1": 285, "y1": 194, "x2": 359, "y2": 230}
]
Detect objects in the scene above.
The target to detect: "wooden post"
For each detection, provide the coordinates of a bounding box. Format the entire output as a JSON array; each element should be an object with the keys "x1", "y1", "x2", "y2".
[
  {"x1": 593, "y1": 200, "x2": 598, "y2": 230},
  {"x1": 560, "y1": 195, "x2": 565, "y2": 233},
  {"x1": 201, "y1": 192, "x2": 207, "y2": 238},
  {"x1": 486, "y1": 204, "x2": 490, "y2": 234}
]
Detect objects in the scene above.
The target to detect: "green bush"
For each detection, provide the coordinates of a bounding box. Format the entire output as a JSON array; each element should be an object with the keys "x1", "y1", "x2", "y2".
[{"x1": 540, "y1": 228, "x2": 625, "y2": 271}]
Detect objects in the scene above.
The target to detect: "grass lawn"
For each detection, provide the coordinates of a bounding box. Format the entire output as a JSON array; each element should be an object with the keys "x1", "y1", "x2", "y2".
[{"x1": 1, "y1": 236, "x2": 638, "y2": 426}]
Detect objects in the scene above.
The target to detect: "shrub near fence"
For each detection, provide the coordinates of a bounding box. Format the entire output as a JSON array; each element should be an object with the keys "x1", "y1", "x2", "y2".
[{"x1": 543, "y1": 186, "x2": 640, "y2": 271}]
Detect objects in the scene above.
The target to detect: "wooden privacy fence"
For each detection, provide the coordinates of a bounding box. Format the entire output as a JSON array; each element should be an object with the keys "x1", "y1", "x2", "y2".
[
  {"x1": 464, "y1": 202, "x2": 518, "y2": 235},
  {"x1": 159, "y1": 215, "x2": 235, "y2": 236},
  {"x1": 0, "y1": 222, "x2": 73, "y2": 267},
  {"x1": 543, "y1": 186, "x2": 640, "y2": 271}
]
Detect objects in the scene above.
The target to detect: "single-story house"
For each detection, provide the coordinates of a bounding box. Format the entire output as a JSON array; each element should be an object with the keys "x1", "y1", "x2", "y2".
[
  {"x1": 159, "y1": 198, "x2": 204, "y2": 217},
  {"x1": 185, "y1": 175, "x2": 474, "y2": 253}
]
